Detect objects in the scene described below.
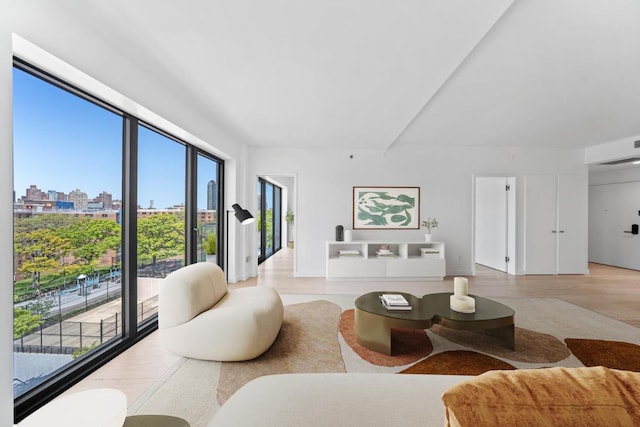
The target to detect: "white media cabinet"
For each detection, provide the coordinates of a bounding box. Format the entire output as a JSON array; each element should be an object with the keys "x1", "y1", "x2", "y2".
[{"x1": 326, "y1": 240, "x2": 446, "y2": 279}]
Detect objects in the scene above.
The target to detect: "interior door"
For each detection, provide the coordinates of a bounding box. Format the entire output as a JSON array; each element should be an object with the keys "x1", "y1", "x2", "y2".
[
  {"x1": 475, "y1": 177, "x2": 508, "y2": 272},
  {"x1": 557, "y1": 174, "x2": 588, "y2": 274},
  {"x1": 525, "y1": 174, "x2": 558, "y2": 274}
]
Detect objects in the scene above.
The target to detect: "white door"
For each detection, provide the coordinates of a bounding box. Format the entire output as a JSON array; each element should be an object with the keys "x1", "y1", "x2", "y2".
[
  {"x1": 557, "y1": 174, "x2": 588, "y2": 274},
  {"x1": 525, "y1": 174, "x2": 588, "y2": 275},
  {"x1": 475, "y1": 177, "x2": 508, "y2": 272},
  {"x1": 525, "y1": 175, "x2": 558, "y2": 274}
]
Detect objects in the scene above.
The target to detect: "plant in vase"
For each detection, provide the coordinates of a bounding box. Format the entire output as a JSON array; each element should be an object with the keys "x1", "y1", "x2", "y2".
[
  {"x1": 421, "y1": 217, "x2": 438, "y2": 242},
  {"x1": 286, "y1": 210, "x2": 295, "y2": 248}
]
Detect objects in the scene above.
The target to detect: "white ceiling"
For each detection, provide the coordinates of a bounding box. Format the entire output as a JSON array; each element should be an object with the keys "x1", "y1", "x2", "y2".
[{"x1": 11, "y1": 0, "x2": 640, "y2": 155}]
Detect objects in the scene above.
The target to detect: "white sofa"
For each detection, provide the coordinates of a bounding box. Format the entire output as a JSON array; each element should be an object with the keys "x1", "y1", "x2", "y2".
[
  {"x1": 209, "y1": 367, "x2": 640, "y2": 427},
  {"x1": 158, "y1": 262, "x2": 283, "y2": 361},
  {"x1": 208, "y1": 373, "x2": 473, "y2": 427}
]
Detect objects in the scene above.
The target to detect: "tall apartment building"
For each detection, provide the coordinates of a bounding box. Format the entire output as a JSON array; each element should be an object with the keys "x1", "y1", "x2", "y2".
[
  {"x1": 25, "y1": 185, "x2": 47, "y2": 201},
  {"x1": 207, "y1": 180, "x2": 217, "y2": 210},
  {"x1": 94, "y1": 191, "x2": 113, "y2": 210},
  {"x1": 68, "y1": 188, "x2": 88, "y2": 210}
]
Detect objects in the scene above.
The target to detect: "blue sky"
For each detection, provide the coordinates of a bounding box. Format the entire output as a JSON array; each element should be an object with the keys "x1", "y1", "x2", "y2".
[{"x1": 13, "y1": 67, "x2": 217, "y2": 210}]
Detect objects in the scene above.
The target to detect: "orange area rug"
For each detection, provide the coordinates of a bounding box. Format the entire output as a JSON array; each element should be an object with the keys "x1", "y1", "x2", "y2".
[
  {"x1": 399, "y1": 350, "x2": 516, "y2": 375},
  {"x1": 565, "y1": 339, "x2": 640, "y2": 372}
]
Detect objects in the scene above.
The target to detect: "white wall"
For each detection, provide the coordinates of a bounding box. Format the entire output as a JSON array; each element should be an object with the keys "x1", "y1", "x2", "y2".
[
  {"x1": 589, "y1": 168, "x2": 640, "y2": 270},
  {"x1": 1, "y1": 7, "x2": 15, "y2": 426},
  {"x1": 247, "y1": 146, "x2": 587, "y2": 277}
]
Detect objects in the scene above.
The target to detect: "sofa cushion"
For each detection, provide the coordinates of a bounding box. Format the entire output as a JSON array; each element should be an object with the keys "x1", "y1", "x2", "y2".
[
  {"x1": 441, "y1": 366, "x2": 640, "y2": 426},
  {"x1": 209, "y1": 373, "x2": 474, "y2": 427},
  {"x1": 159, "y1": 262, "x2": 228, "y2": 329}
]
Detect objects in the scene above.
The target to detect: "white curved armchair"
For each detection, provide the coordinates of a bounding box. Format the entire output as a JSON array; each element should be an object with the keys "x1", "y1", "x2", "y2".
[{"x1": 159, "y1": 262, "x2": 283, "y2": 361}]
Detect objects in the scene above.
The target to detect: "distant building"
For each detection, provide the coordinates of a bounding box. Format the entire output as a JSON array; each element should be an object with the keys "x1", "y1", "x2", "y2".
[
  {"x1": 94, "y1": 191, "x2": 113, "y2": 210},
  {"x1": 207, "y1": 180, "x2": 217, "y2": 210},
  {"x1": 68, "y1": 189, "x2": 88, "y2": 210},
  {"x1": 25, "y1": 184, "x2": 47, "y2": 201}
]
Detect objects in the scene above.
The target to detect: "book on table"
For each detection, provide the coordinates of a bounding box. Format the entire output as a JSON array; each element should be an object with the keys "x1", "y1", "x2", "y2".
[{"x1": 379, "y1": 294, "x2": 412, "y2": 310}]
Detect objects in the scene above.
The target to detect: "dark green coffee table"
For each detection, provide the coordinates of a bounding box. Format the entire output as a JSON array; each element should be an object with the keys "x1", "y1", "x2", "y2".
[{"x1": 355, "y1": 292, "x2": 515, "y2": 355}]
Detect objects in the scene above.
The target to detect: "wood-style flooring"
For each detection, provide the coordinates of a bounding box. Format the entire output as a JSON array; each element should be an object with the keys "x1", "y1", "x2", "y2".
[{"x1": 66, "y1": 248, "x2": 640, "y2": 408}]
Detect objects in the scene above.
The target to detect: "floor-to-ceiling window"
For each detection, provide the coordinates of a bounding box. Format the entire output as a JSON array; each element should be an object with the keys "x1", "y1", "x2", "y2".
[
  {"x1": 196, "y1": 153, "x2": 222, "y2": 264},
  {"x1": 12, "y1": 59, "x2": 224, "y2": 421},
  {"x1": 13, "y1": 64, "x2": 124, "y2": 403},
  {"x1": 136, "y1": 125, "x2": 186, "y2": 327},
  {"x1": 257, "y1": 178, "x2": 282, "y2": 264}
]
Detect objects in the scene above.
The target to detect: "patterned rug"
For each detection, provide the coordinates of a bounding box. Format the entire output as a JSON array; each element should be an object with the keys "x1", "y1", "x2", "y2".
[
  {"x1": 129, "y1": 295, "x2": 640, "y2": 427},
  {"x1": 338, "y1": 297, "x2": 640, "y2": 375}
]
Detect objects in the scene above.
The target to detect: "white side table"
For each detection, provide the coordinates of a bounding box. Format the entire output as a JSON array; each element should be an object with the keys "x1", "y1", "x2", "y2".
[{"x1": 18, "y1": 388, "x2": 127, "y2": 427}]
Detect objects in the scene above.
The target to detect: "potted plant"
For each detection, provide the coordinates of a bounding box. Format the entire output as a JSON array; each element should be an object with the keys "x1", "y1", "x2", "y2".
[
  {"x1": 286, "y1": 210, "x2": 295, "y2": 248},
  {"x1": 421, "y1": 217, "x2": 438, "y2": 242}
]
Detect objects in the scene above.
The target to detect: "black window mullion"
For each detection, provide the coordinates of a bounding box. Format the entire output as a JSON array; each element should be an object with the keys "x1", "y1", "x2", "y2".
[
  {"x1": 122, "y1": 114, "x2": 138, "y2": 342},
  {"x1": 185, "y1": 147, "x2": 197, "y2": 264}
]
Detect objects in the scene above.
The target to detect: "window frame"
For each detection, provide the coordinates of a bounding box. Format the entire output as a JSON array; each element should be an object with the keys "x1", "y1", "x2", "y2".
[{"x1": 12, "y1": 58, "x2": 225, "y2": 421}]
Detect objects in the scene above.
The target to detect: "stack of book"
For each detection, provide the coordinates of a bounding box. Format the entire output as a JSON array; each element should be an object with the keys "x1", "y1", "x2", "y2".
[
  {"x1": 376, "y1": 250, "x2": 395, "y2": 258},
  {"x1": 378, "y1": 293, "x2": 412, "y2": 311},
  {"x1": 420, "y1": 248, "x2": 440, "y2": 258},
  {"x1": 338, "y1": 250, "x2": 360, "y2": 258}
]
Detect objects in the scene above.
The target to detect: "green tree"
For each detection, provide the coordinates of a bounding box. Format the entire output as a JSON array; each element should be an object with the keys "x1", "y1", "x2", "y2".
[
  {"x1": 13, "y1": 307, "x2": 43, "y2": 339},
  {"x1": 138, "y1": 213, "x2": 185, "y2": 267},
  {"x1": 14, "y1": 227, "x2": 72, "y2": 296},
  {"x1": 63, "y1": 218, "x2": 121, "y2": 270}
]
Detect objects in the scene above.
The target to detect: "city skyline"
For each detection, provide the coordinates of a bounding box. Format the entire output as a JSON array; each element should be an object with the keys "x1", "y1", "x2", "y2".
[
  {"x1": 13, "y1": 65, "x2": 219, "y2": 211},
  {"x1": 14, "y1": 183, "x2": 220, "y2": 212}
]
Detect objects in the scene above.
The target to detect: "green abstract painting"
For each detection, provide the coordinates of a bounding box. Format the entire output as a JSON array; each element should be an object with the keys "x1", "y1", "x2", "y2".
[{"x1": 352, "y1": 186, "x2": 420, "y2": 229}]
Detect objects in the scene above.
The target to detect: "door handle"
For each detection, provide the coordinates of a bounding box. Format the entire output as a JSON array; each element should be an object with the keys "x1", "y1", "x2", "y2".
[
  {"x1": 559, "y1": 230, "x2": 565, "y2": 233},
  {"x1": 551, "y1": 230, "x2": 557, "y2": 233}
]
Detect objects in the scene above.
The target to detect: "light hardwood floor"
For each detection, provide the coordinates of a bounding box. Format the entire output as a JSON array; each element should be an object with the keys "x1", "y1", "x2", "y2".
[{"x1": 66, "y1": 248, "x2": 640, "y2": 407}]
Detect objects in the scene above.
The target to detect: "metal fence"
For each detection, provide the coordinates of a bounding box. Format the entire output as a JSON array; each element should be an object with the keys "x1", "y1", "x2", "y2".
[{"x1": 14, "y1": 296, "x2": 159, "y2": 355}]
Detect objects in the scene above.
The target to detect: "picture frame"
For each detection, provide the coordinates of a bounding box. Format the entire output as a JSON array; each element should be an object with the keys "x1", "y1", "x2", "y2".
[{"x1": 352, "y1": 186, "x2": 420, "y2": 229}]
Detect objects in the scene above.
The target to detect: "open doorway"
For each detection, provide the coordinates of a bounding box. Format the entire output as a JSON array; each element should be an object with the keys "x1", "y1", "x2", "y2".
[
  {"x1": 256, "y1": 174, "x2": 297, "y2": 275},
  {"x1": 474, "y1": 176, "x2": 516, "y2": 274}
]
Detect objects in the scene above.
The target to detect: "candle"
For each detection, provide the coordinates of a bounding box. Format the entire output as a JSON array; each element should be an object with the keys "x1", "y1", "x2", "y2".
[
  {"x1": 454, "y1": 277, "x2": 468, "y2": 296},
  {"x1": 344, "y1": 230, "x2": 352, "y2": 242},
  {"x1": 450, "y1": 294, "x2": 476, "y2": 313}
]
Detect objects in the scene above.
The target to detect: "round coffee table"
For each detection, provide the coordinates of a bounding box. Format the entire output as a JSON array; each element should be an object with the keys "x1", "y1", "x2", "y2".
[{"x1": 355, "y1": 291, "x2": 515, "y2": 355}]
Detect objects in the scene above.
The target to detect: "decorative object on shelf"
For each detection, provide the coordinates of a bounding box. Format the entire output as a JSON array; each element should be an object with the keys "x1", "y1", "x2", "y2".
[
  {"x1": 353, "y1": 186, "x2": 419, "y2": 229},
  {"x1": 286, "y1": 210, "x2": 295, "y2": 248},
  {"x1": 420, "y1": 247, "x2": 440, "y2": 257},
  {"x1": 377, "y1": 244, "x2": 394, "y2": 257},
  {"x1": 421, "y1": 217, "x2": 439, "y2": 242},
  {"x1": 338, "y1": 249, "x2": 360, "y2": 258},
  {"x1": 336, "y1": 225, "x2": 344, "y2": 241},
  {"x1": 450, "y1": 276, "x2": 475, "y2": 313},
  {"x1": 344, "y1": 229, "x2": 352, "y2": 242}
]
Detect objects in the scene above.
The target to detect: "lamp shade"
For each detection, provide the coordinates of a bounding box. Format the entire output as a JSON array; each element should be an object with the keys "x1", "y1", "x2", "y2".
[{"x1": 232, "y1": 203, "x2": 255, "y2": 225}]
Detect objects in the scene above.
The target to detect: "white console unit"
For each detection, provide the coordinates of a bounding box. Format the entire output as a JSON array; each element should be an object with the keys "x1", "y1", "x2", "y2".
[{"x1": 326, "y1": 241, "x2": 446, "y2": 279}]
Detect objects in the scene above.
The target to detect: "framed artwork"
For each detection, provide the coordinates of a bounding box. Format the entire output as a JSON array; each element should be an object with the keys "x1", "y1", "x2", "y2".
[{"x1": 353, "y1": 186, "x2": 420, "y2": 229}]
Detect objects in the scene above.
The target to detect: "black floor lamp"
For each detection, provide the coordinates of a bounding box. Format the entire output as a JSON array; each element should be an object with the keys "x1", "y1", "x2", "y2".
[{"x1": 225, "y1": 203, "x2": 256, "y2": 281}]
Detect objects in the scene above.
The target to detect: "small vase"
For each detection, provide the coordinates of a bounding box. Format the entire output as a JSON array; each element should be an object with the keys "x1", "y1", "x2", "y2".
[{"x1": 424, "y1": 233, "x2": 432, "y2": 242}]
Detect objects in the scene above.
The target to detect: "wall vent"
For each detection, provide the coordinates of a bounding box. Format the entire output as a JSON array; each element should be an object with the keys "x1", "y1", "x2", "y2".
[
  {"x1": 635, "y1": 140, "x2": 640, "y2": 149},
  {"x1": 600, "y1": 157, "x2": 640, "y2": 165}
]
